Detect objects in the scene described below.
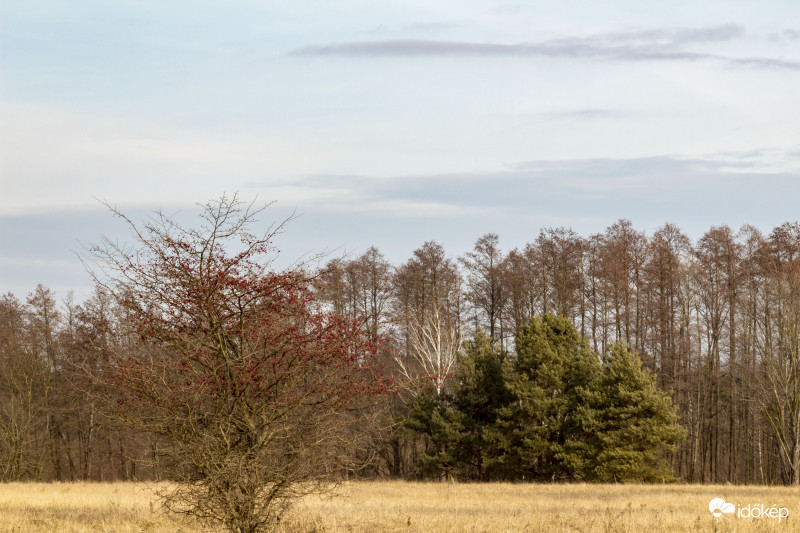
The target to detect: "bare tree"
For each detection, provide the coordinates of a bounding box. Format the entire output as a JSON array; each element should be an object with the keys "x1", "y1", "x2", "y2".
[
  {"x1": 643, "y1": 224, "x2": 693, "y2": 478},
  {"x1": 83, "y1": 195, "x2": 391, "y2": 532},
  {"x1": 461, "y1": 234, "x2": 506, "y2": 346},
  {"x1": 397, "y1": 298, "x2": 462, "y2": 397},
  {"x1": 598, "y1": 220, "x2": 648, "y2": 352},
  {"x1": 755, "y1": 223, "x2": 800, "y2": 484},
  {"x1": 0, "y1": 293, "x2": 49, "y2": 480},
  {"x1": 393, "y1": 242, "x2": 463, "y2": 397},
  {"x1": 500, "y1": 248, "x2": 535, "y2": 337},
  {"x1": 534, "y1": 227, "x2": 585, "y2": 329}
]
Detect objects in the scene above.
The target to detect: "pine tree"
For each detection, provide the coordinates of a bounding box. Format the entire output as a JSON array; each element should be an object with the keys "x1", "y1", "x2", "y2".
[
  {"x1": 586, "y1": 342, "x2": 686, "y2": 482},
  {"x1": 452, "y1": 330, "x2": 514, "y2": 480},
  {"x1": 503, "y1": 314, "x2": 600, "y2": 480},
  {"x1": 405, "y1": 330, "x2": 513, "y2": 480},
  {"x1": 404, "y1": 391, "x2": 463, "y2": 479}
]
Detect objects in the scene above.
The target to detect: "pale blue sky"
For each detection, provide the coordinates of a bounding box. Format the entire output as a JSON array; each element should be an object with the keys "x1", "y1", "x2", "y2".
[{"x1": 1, "y1": 1, "x2": 799, "y2": 299}]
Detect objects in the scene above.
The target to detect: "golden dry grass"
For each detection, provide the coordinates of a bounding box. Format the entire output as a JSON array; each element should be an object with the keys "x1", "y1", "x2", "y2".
[
  {"x1": 0, "y1": 482, "x2": 197, "y2": 533},
  {"x1": 0, "y1": 481, "x2": 798, "y2": 532},
  {"x1": 283, "y1": 482, "x2": 800, "y2": 533}
]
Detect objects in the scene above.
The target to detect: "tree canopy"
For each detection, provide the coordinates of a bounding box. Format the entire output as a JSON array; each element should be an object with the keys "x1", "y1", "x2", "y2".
[
  {"x1": 85, "y1": 195, "x2": 392, "y2": 533},
  {"x1": 408, "y1": 314, "x2": 685, "y2": 482}
]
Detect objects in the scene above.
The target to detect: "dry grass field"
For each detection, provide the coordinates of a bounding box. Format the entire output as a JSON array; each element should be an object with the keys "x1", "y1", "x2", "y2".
[{"x1": 0, "y1": 481, "x2": 798, "y2": 532}]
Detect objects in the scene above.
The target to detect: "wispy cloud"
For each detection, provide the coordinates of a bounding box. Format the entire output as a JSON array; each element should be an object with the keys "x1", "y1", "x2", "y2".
[
  {"x1": 291, "y1": 38, "x2": 714, "y2": 58},
  {"x1": 247, "y1": 150, "x2": 800, "y2": 219},
  {"x1": 728, "y1": 56, "x2": 800, "y2": 69},
  {"x1": 291, "y1": 24, "x2": 800, "y2": 70},
  {"x1": 594, "y1": 24, "x2": 744, "y2": 46}
]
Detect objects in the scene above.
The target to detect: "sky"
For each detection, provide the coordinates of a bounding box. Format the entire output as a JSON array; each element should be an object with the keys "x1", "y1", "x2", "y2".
[{"x1": 1, "y1": 0, "x2": 799, "y2": 300}]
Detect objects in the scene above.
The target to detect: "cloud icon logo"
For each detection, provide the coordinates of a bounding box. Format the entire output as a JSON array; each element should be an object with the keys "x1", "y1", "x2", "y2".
[{"x1": 709, "y1": 498, "x2": 735, "y2": 518}]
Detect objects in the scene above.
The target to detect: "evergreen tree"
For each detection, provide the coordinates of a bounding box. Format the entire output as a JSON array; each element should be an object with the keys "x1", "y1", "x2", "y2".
[
  {"x1": 405, "y1": 330, "x2": 513, "y2": 480},
  {"x1": 586, "y1": 342, "x2": 686, "y2": 482},
  {"x1": 404, "y1": 390, "x2": 462, "y2": 479},
  {"x1": 502, "y1": 314, "x2": 600, "y2": 480},
  {"x1": 451, "y1": 330, "x2": 514, "y2": 480}
]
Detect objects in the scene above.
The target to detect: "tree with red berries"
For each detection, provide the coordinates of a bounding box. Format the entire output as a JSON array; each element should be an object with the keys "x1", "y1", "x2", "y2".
[{"x1": 85, "y1": 195, "x2": 390, "y2": 533}]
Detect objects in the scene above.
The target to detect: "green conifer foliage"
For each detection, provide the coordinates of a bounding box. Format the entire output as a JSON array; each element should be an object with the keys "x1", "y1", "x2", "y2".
[
  {"x1": 404, "y1": 391, "x2": 462, "y2": 479},
  {"x1": 587, "y1": 342, "x2": 687, "y2": 482},
  {"x1": 405, "y1": 330, "x2": 513, "y2": 480},
  {"x1": 452, "y1": 330, "x2": 514, "y2": 480},
  {"x1": 504, "y1": 314, "x2": 600, "y2": 480},
  {"x1": 405, "y1": 317, "x2": 686, "y2": 482}
]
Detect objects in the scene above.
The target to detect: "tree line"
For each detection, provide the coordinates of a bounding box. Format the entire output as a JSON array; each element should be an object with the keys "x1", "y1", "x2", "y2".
[
  {"x1": 318, "y1": 220, "x2": 800, "y2": 485},
  {"x1": 2, "y1": 215, "x2": 800, "y2": 485}
]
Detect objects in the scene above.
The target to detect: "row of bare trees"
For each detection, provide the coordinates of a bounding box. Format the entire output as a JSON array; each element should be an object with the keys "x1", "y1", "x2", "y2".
[
  {"x1": 2, "y1": 218, "x2": 799, "y2": 484},
  {"x1": 0, "y1": 286, "x2": 157, "y2": 481},
  {"x1": 316, "y1": 221, "x2": 800, "y2": 485}
]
